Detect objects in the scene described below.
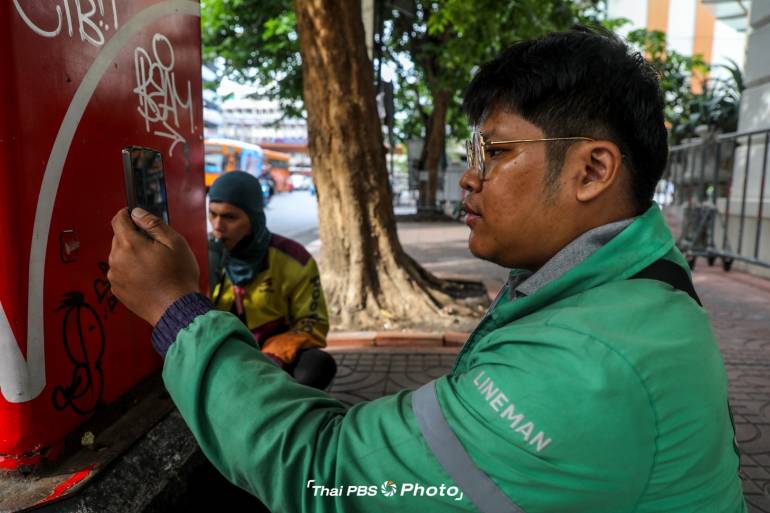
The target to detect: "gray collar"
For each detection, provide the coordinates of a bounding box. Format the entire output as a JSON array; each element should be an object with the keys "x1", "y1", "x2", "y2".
[{"x1": 508, "y1": 217, "x2": 636, "y2": 299}]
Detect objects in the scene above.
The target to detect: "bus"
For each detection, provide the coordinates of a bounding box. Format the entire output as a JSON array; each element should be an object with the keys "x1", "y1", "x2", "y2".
[
  {"x1": 262, "y1": 148, "x2": 292, "y2": 192},
  {"x1": 204, "y1": 138, "x2": 264, "y2": 187},
  {"x1": 204, "y1": 139, "x2": 292, "y2": 192}
]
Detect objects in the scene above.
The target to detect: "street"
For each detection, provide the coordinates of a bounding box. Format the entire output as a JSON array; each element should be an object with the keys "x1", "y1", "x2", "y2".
[
  {"x1": 264, "y1": 190, "x2": 320, "y2": 246},
  {"x1": 207, "y1": 189, "x2": 320, "y2": 246},
  {"x1": 261, "y1": 190, "x2": 417, "y2": 247}
]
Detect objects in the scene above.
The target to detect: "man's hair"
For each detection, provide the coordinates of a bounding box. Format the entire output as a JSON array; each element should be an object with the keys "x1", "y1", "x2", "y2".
[{"x1": 462, "y1": 26, "x2": 668, "y2": 213}]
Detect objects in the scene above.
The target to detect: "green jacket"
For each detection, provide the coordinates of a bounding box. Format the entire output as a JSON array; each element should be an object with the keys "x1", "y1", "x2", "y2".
[{"x1": 162, "y1": 205, "x2": 746, "y2": 512}]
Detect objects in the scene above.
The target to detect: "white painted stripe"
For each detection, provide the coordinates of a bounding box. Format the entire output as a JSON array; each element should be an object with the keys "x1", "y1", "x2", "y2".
[{"x1": 0, "y1": 0, "x2": 200, "y2": 403}]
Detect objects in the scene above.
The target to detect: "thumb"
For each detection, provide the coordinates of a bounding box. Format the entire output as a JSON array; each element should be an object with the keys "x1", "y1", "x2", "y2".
[{"x1": 131, "y1": 208, "x2": 175, "y2": 248}]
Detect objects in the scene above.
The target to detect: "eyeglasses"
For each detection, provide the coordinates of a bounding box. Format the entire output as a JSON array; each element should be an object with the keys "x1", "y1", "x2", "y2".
[{"x1": 466, "y1": 130, "x2": 594, "y2": 180}]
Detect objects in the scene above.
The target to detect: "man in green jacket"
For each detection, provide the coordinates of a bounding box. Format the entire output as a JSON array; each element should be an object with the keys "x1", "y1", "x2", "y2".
[{"x1": 108, "y1": 27, "x2": 747, "y2": 512}]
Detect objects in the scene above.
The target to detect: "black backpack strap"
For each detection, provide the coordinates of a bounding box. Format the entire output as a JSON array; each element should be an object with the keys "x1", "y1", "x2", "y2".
[{"x1": 631, "y1": 258, "x2": 702, "y2": 306}]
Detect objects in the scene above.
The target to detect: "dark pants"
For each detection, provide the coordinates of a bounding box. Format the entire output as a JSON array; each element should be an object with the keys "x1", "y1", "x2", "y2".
[{"x1": 286, "y1": 348, "x2": 337, "y2": 390}]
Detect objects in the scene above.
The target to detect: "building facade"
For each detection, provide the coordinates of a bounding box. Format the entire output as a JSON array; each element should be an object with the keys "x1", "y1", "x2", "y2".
[
  {"x1": 217, "y1": 98, "x2": 311, "y2": 175},
  {"x1": 606, "y1": 0, "x2": 747, "y2": 81}
]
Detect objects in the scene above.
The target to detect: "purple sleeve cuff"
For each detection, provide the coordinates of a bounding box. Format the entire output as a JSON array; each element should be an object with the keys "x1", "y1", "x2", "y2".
[{"x1": 151, "y1": 292, "x2": 213, "y2": 358}]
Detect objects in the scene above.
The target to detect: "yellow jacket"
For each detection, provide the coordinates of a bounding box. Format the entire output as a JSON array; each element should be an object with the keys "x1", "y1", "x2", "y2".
[{"x1": 211, "y1": 234, "x2": 329, "y2": 363}]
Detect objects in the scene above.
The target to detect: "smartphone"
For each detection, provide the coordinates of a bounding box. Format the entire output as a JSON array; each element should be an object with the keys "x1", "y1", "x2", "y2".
[{"x1": 121, "y1": 146, "x2": 170, "y2": 224}]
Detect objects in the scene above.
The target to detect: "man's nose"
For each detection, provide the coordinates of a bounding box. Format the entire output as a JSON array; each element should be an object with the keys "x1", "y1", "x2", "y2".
[{"x1": 459, "y1": 167, "x2": 481, "y2": 193}]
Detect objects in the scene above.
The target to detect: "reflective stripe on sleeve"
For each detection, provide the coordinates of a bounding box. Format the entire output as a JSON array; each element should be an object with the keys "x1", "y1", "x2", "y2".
[{"x1": 412, "y1": 380, "x2": 526, "y2": 513}]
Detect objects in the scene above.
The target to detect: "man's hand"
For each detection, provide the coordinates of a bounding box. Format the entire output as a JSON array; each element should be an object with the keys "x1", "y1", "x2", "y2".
[{"x1": 108, "y1": 208, "x2": 200, "y2": 326}]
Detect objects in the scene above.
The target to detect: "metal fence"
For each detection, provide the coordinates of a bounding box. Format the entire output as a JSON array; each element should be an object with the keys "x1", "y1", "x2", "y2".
[{"x1": 657, "y1": 127, "x2": 770, "y2": 271}]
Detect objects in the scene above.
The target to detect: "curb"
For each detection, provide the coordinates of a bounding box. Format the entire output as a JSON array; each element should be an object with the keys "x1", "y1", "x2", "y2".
[{"x1": 326, "y1": 330, "x2": 469, "y2": 350}]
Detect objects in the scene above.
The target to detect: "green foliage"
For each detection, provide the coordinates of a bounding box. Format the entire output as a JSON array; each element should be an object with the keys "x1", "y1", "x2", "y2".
[
  {"x1": 202, "y1": 0, "x2": 605, "y2": 139},
  {"x1": 201, "y1": 0, "x2": 303, "y2": 117},
  {"x1": 385, "y1": 0, "x2": 605, "y2": 142},
  {"x1": 203, "y1": 2, "x2": 743, "y2": 150},
  {"x1": 627, "y1": 29, "x2": 744, "y2": 145},
  {"x1": 681, "y1": 60, "x2": 743, "y2": 143}
]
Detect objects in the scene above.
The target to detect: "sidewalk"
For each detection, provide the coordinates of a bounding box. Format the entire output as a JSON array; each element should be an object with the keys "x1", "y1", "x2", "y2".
[
  {"x1": 325, "y1": 219, "x2": 770, "y2": 512},
  {"x1": 695, "y1": 266, "x2": 770, "y2": 512}
]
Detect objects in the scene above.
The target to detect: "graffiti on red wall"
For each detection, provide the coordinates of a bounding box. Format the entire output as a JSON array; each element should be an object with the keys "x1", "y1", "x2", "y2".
[
  {"x1": 133, "y1": 33, "x2": 194, "y2": 157},
  {"x1": 51, "y1": 291, "x2": 105, "y2": 415},
  {"x1": 12, "y1": 0, "x2": 120, "y2": 47}
]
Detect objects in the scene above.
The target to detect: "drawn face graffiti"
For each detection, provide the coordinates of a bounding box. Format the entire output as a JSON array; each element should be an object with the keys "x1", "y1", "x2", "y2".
[{"x1": 52, "y1": 292, "x2": 105, "y2": 415}]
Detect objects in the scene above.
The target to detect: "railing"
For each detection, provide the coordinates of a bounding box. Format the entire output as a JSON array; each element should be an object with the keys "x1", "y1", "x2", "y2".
[{"x1": 657, "y1": 127, "x2": 770, "y2": 271}]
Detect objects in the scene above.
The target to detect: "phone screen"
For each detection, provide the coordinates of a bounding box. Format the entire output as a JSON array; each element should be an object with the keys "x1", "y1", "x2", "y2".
[{"x1": 122, "y1": 147, "x2": 170, "y2": 224}]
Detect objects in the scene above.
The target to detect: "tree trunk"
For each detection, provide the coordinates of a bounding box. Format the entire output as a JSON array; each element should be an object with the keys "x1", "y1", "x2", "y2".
[
  {"x1": 293, "y1": 0, "x2": 478, "y2": 329},
  {"x1": 419, "y1": 88, "x2": 449, "y2": 210}
]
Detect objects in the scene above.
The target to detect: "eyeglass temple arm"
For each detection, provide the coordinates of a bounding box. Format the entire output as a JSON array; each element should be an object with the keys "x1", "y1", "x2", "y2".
[{"x1": 483, "y1": 137, "x2": 594, "y2": 147}]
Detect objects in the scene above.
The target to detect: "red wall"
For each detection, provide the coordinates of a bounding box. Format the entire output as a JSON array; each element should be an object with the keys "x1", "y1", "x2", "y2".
[{"x1": 0, "y1": 0, "x2": 206, "y2": 470}]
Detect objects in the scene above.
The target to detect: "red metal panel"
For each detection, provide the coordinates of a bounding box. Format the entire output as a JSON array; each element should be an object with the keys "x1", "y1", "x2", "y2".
[{"x1": 0, "y1": 0, "x2": 206, "y2": 470}]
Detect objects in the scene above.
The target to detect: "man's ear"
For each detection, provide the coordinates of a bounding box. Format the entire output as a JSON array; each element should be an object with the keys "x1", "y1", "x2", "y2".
[{"x1": 571, "y1": 140, "x2": 623, "y2": 203}]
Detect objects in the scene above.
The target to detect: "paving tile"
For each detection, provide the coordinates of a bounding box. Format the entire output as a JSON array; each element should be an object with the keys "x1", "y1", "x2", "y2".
[
  {"x1": 694, "y1": 266, "x2": 770, "y2": 512},
  {"x1": 327, "y1": 351, "x2": 456, "y2": 407}
]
